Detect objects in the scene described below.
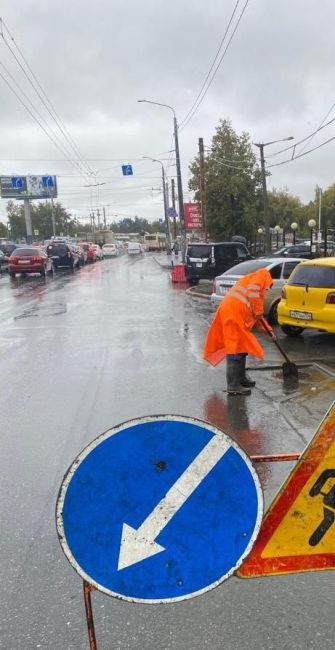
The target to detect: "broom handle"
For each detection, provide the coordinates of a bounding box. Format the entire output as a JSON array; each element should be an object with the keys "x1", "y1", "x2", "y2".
[{"x1": 260, "y1": 317, "x2": 292, "y2": 364}]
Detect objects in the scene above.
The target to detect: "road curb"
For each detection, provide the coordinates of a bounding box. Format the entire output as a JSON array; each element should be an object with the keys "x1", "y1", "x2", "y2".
[
  {"x1": 152, "y1": 256, "x2": 173, "y2": 270},
  {"x1": 186, "y1": 287, "x2": 211, "y2": 300}
]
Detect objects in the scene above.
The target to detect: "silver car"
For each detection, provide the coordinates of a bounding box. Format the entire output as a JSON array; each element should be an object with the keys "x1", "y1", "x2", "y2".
[{"x1": 211, "y1": 257, "x2": 305, "y2": 324}]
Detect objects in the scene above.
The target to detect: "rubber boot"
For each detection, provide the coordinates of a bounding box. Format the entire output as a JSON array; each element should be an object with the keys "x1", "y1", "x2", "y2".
[
  {"x1": 239, "y1": 356, "x2": 256, "y2": 388},
  {"x1": 226, "y1": 358, "x2": 251, "y2": 395}
]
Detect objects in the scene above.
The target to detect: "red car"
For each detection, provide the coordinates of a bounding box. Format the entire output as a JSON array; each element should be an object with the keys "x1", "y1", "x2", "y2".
[
  {"x1": 8, "y1": 246, "x2": 54, "y2": 278},
  {"x1": 79, "y1": 242, "x2": 96, "y2": 263}
]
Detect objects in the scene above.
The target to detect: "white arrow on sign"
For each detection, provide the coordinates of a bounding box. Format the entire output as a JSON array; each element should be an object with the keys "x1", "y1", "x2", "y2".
[{"x1": 117, "y1": 435, "x2": 231, "y2": 570}]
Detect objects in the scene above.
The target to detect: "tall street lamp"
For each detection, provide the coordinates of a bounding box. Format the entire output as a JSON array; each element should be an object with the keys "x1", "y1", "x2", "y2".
[
  {"x1": 254, "y1": 136, "x2": 294, "y2": 255},
  {"x1": 138, "y1": 99, "x2": 186, "y2": 256},
  {"x1": 308, "y1": 218, "x2": 316, "y2": 256},
  {"x1": 143, "y1": 157, "x2": 171, "y2": 250},
  {"x1": 274, "y1": 224, "x2": 281, "y2": 249},
  {"x1": 291, "y1": 221, "x2": 298, "y2": 245}
]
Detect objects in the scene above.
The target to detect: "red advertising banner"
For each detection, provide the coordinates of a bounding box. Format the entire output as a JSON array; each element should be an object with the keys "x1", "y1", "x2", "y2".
[{"x1": 184, "y1": 202, "x2": 203, "y2": 230}]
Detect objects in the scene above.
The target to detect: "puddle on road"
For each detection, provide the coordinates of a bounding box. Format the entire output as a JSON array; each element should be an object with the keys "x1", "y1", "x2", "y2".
[{"x1": 14, "y1": 302, "x2": 67, "y2": 320}]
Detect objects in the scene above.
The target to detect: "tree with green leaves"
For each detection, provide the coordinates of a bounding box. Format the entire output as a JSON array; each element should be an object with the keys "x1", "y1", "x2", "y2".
[
  {"x1": 189, "y1": 119, "x2": 262, "y2": 241},
  {"x1": 267, "y1": 189, "x2": 304, "y2": 230},
  {"x1": 6, "y1": 200, "x2": 77, "y2": 240}
]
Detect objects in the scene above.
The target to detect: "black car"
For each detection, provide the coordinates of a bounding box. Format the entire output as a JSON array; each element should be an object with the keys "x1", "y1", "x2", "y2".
[
  {"x1": 46, "y1": 242, "x2": 80, "y2": 270},
  {"x1": 0, "y1": 242, "x2": 19, "y2": 257},
  {"x1": 185, "y1": 241, "x2": 253, "y2": 284},
  {"x1": 270, "y1": 243, "x2": 333, "y2": 259},
  {"x1": 0, "y1": 250, "x2": 8, "y2": 272}
]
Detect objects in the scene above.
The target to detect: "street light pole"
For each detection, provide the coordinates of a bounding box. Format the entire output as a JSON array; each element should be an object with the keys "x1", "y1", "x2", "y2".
[
  {"x1": 138, "y1": 99, "x2": 186, "y2": 257},
  {"x1": 143, "y1": 157, "x2": 171, "y2": 251},
  {"x1": 254, "y1": 136, "x2": 294, "y2": 256}
]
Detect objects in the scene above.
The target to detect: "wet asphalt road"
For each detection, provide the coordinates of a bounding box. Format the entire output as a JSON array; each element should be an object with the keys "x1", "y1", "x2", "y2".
[{"x1": 1, "y1": 254, "x2": 335, "y2": 650}]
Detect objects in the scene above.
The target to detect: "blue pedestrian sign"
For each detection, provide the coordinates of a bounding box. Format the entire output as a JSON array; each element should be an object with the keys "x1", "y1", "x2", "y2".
[
  {"x1": 168, "y1": 207, "x2": 177, "y2": 217},
  {"x1": 56, "y1": 416, "x2": 263, "y2": 603},
  {"x1": 122, "y1": 164, "x2": 133, "y2": 176}
]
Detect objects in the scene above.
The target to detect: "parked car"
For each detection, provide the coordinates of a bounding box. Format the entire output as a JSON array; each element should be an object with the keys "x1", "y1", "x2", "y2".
[
  {"x1": 278, "y1": 257, "x2": 335, "y2": 336},
  {"x1": 46, "y1": 242, "x2": 80, "y2": 270},
  {"x1": 92, "y1": 244, "x2": 103, "y2": 260},
  {"x1": 270, "y1": 243, "x2": 326, "y2": 259},
  {"x1": 8, "y1": 246, "x2": 54, "y2": 278},
  {"x1": 211, "y1": 257, "x2": 305, "y2": 324},
  {"x1": 185, "y1": 241, "x2": 252, "y2": 285},
  {"x1": 79, "y1": 242, "x2": 96, "y2": 263},
  {"x1": 0, "y1": 250, "x2": 8, "y2": 272},
  {"x1": 71, "y1": 244, "x2": 87, "y2": 266},
  {"x1": 127, "y1": 242, "x2": 143, "y2": 256},
  {"x1": 0, "y1": 241, "x2": 19, "y2": 258},
  {"x1": 102, "y1": 243, "x2": 118, "y2": 257}
]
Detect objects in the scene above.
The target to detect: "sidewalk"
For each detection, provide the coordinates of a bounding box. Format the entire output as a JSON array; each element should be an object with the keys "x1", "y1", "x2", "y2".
[{"x1": 152, "y1": 253, "x2": 175, "y2": 269}]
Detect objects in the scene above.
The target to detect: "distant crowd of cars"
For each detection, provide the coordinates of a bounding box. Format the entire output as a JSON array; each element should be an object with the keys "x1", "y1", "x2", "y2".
[{"x1": 0, "y1": 237, "x2": 145, "y2": 279}]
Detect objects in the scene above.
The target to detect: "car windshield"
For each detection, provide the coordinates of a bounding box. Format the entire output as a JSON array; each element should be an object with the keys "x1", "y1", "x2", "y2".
[
  {"x1": 288, "y1": 264, "x2": 335, "y2": 288},
  {"x1": 11, "y1": 248, "x2": 41, "y2": 256},
  {"x1": 47, "y1": 244, "x2": 68, "y2": 255},
  {"x1": 223, "y1": 260, "x2": 269, "y2": 276},
  {"x1": 187, "y1": 245, "x2": 211, "y2": 258}
]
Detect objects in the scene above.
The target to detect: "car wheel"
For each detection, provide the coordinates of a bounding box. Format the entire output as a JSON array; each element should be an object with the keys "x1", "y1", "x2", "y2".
[
  {"x1": 40, "y1": 268, "x2": 46, "y2": 277},
  {"x1": 281, "y1": 324, "x2": 304, "y2": 336},
  {"x1": 9, "y1": 271, "x2": 16, "y2": 278},
  {"x1": 268, "y1": 300, "x2": 280, "y2": 325},
  {"x1": 188, "y1": 278, "x2": 199, "y2": 286},
  {"x1": 48, "y1": 263, "x2": 55, "y2": 276}
]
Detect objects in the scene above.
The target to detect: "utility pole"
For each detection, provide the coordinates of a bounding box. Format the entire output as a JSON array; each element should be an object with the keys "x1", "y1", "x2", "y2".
[
  {"x1": 171, "y1": 178, "x2": 177, "y2": 239},
  {"x1": 23, "y1": 199, "x2": 33, "y2": 244},
  {"x1": 254, "y1": 143, "x2": 270, "y2": 254},
  {"x1": 51, "y1": 197, "x2": 56, "y2": 237},
  {"x1": 198, "y1": 137, "x2": 207, "y2": 240},
  {"x1": 253, "y1": 136, "x2": 294, "y2": 255},
  {"x1": 103, "y1": 206, "x2": 106, "y2": 228},
  {"x1": 318, "y1": 186, "x2": 322, "y2": 241},
  {"x1": 173, "y1": 115, "x2": 186, "y2": 258},
  {"x1": 97, "y1": 209, "x2": 100, "y2": 229}
]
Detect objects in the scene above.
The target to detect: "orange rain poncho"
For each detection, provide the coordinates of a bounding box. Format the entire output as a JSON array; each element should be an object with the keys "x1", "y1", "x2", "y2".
[{"x1": 203, "y1": 267, "x2": 273, "y2": 367}]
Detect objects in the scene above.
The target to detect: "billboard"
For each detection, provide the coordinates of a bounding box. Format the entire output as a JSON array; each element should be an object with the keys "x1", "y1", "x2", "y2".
[
  {"x1": 0, "y1": 175, "x2": 57, "y2": 199},
  {"x1": 184, "y1": 202, "x2": 203, "y2": 230}
]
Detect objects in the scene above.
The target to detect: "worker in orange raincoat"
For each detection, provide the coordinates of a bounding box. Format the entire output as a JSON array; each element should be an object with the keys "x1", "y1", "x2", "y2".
[{"x1": 203, "y1": 267, "x2": 276, "y2": 395}]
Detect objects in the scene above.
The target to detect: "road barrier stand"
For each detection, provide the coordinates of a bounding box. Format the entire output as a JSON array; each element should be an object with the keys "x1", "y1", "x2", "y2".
[{"x1": 171, "y1": 264, "x2": 187, "y2": 283}]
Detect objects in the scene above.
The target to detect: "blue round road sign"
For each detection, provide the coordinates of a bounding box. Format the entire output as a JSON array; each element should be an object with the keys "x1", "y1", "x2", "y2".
[{"x1": 56, "y1": 416, "x2": 263, "y2": 603}]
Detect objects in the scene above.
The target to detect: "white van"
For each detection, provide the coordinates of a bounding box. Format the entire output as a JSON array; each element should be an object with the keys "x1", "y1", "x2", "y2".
[{"x1": 127, "y1": 242, "x2": 143, "y2": 256}]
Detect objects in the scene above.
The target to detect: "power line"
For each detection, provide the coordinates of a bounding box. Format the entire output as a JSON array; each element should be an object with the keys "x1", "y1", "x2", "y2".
[
  {"x1": 180, "y1": 0, "x2": 241, "y2": 129},
  {"x1": 0, "y1": 18, "x2": 93, "y2": 180},
  {"x1": 264, "y1": 117, "x2": 335, "y2": 160},
  {"x1": 179, "y1": 0, "x2": 250, "y2": 131},
  {"x1": 0, "y1": 68, "x2": 95, "y2": 174},
  {"x1": 267, "y1": 133, "x2": 335, "y2": 169},
  {"x1": 296, "y1": 101, "x2": 335, "y2": 156}
]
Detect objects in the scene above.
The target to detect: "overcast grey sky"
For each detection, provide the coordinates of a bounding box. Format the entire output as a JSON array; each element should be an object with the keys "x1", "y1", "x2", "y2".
[{"x1": 0, "y1": 0, "x2": 334, "y2": 226}]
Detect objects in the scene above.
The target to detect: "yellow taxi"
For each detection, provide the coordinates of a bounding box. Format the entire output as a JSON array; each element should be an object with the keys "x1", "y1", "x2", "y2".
[{"x1": 278, "y1": 257, "x2": 335, "y2": 336}]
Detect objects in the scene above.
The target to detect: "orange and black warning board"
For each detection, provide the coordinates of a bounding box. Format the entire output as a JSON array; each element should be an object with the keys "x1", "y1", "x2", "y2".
[{"x1": 238, "y1": 401, "x2": 335, "y2": 578}]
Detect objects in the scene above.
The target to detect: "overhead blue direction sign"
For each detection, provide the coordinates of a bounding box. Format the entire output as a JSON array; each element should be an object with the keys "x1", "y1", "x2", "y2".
[
  {"x1": 122, "y1": 164, "x2": 133, "y2": 176},
  {"x1": 56, "y1": 415, "x2": 263, "y2": 603}
]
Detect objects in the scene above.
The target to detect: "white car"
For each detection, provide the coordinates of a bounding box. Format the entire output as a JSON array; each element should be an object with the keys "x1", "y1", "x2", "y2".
[
  {"x1": 92, "y1": 244, "x2": 103, "y2": 260},
  {"x1": 127, "y1": 242, "x2": 143, "y2": 256},
  {"x1": 102, "y1": 244, "x2": 118, "y2": 257},
  {"x1": 211, "y1": 257, "x2": 305, "y2": 324}
]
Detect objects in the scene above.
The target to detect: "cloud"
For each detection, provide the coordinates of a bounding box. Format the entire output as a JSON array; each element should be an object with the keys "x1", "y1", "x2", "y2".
[{"x1": 0, "y1": 0, "x2": 335, "y2": 224}]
